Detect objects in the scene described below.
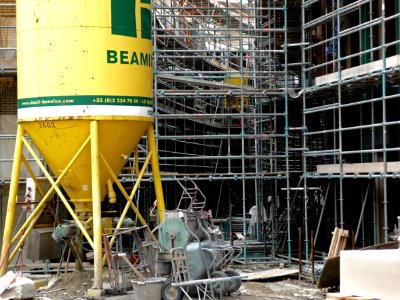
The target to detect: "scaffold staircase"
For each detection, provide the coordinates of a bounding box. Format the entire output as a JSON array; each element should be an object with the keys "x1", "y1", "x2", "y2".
[{"x1": 176, "y1": 177, "x2": 206, "y2": 211}]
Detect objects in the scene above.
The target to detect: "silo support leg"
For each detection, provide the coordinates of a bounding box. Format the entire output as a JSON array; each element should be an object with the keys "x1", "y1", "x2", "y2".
[
  {"x1": 99, "y1": 153, "x2": 151, "y2": 231},
  {"x1": 103, "y1": 151, "x2": 154, "y2": 260},
  {"x1": 88, "y1": 120, "x2": 104, "y2": 297},
  {"x1": 7, "y1": 136, "x2": 92, "y2": 263},
  {"x1": 147, "y1": 125, "x2": 165, "y2": 223},
  {"x1": 20, "y1": 135, "x2": 94, "y2": 249},
  {"x1": 0, "y1": 125, "x2": 24, "y2": 276}
]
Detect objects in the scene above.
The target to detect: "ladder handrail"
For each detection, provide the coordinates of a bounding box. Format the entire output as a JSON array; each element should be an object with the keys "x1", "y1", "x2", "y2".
[{"x1": 175, "y1": 176, "x2": 206, "y2": 211}]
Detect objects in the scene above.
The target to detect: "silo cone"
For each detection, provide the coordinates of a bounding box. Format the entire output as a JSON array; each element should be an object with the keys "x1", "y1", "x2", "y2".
[{"x1": 0, "y1": 1, "x2": 165, "y2": 295}]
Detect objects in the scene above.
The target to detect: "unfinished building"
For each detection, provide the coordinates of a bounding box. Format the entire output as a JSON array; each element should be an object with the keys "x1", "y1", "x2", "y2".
[{"x1": 0, "y1": 0, "x2": 400, "y2": 297}]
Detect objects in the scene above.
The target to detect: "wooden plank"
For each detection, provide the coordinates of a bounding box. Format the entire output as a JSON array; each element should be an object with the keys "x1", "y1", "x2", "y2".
[
  {"x1": 326, "y1": 293, "x2": 352, "y2": 300},
  {"x1": 333, "y1": 229, "x2": 342, "y2": 257},
  {"x1": 234, "y1": 232, "x2": 244, "y2": 240},
  {"x1": 328, "y1": 228, "x2": 340, "y2": 258},
  {"x1": 336, "y1": 229, "x2": 346, "y2": 256},
  {"x1": 347, "y1": 297, "x2": 381, "y2": 300},
  {"x1": 327, "y1": 227, "x2": 349, "y2": 258},
  {"x1": 241, "y1": 268, "x2": 298, "y2": 281},
  {"x1": 315, "y1": 54, "x2": 400, "y2": 86},
  {"x1": 338, "y1": 230, "x2": 349, "y2": 254},
  {"x1": 326, "y1": 293, "x2": 379, "y2": 300},
  {"x1": 317, "y1": 162, "x2": 400, "y2": 174}
]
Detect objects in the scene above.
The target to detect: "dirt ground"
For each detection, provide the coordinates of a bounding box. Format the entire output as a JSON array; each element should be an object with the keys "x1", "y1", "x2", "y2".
[
  {"x1": 33, "y1": 267, "x2": 327, "y2": 300},
  {"x1": 35, "y1": 271, "x2": 93, "y2": 299},
  {"x1": 238, "y1": 280, "x2": 326, "y2": 299}
]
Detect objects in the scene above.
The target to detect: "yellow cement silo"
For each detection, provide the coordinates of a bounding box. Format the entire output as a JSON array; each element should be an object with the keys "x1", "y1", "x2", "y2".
[{"x1": 1, "y1": 1, "x2": 164, "y2": 295}]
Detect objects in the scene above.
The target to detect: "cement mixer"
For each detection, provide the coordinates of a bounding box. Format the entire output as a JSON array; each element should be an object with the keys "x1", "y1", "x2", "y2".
[{"x1": 155, "y1": 178, "x2": 243, "y2": 299}]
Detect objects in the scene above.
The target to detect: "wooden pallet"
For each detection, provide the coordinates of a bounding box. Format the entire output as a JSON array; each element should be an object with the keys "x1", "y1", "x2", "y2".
[
  {"x1": 326, "y1": 292, "x2": 380, "y2": 300},
  {"x1": 327, "y1": 228, "x2": 349, "y2": 258}
]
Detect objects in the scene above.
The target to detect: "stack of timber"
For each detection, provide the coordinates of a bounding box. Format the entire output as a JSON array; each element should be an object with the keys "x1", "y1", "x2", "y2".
[
  {"x1": 317, "y1": 227, "x2": 349, "y2": 289},
  {"x1": 327, "y1": 228, "x2": 349, "y2": 259}
]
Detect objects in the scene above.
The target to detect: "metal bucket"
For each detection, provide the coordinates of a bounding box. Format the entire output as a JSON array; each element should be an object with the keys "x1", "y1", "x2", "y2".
[
  {"x1": 131, "y1": 277, "x2": 166, "y2": 300},
  {"x1": 156, "y1": 259, "x2": 172, "y2": 276}
]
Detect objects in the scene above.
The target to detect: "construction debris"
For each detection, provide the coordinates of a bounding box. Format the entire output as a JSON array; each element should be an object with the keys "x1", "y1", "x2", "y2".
[
  {"x1": 36, "y1": 272, "x2": 92, "y2": 300},
  {"x1": 0, "y1": 272, "x2": 36, "y2": 300}
]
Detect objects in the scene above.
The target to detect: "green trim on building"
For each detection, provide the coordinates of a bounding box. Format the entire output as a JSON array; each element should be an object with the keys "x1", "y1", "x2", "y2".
[{"x1": 18, "y1": 95, "x2": 153, "y2": 109}]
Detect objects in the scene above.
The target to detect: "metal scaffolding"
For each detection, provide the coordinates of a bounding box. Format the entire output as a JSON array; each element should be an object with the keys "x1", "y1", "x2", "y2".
[
  {"x1": 151, "y1": 0, "x2": 299, "y2": 263},
  {"x1": 300, "y1": 0, "x2": 400, "y2": 264}
]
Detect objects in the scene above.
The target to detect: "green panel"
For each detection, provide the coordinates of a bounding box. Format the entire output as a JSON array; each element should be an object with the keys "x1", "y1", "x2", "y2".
[
  {"x1": 158, "y1": 218, "x2": 189, "y2": 250},
  {"x1": 141, "y1": 7, "x2": 151, "y2": 40},
  {"x1": 111, "y1": 0, "x2": 137, "y2": 38}
]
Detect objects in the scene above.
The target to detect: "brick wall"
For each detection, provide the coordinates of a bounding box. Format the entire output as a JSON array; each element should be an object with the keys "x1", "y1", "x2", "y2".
[
  {"x1": 0, "y1": 86, "x2": 17, "y2": 115},
  {"x1": 0, "y1": 0, "x2": 16, "y2": 16},
  {"x1": 0, "y1": 2, "x2": 16, "y2": 69}
]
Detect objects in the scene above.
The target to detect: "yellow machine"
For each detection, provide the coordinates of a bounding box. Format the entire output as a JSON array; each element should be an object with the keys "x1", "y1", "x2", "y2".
[
  {"x1": 1, "y1": 1, "x2": 164, "y2": 296},
  {"x1": 224, "y1": 74, "x2": 249, "y2": 111}
]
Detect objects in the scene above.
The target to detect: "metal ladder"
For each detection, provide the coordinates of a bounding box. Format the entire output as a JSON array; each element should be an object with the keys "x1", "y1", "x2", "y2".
[{"x1": 176, "y1": 177, "x2": 206, "y2": 211}]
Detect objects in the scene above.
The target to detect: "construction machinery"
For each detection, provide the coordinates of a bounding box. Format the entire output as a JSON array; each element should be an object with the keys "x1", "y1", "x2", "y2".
[{"x1": 155, "y1": 179, "x2": 243, "y2": 300}]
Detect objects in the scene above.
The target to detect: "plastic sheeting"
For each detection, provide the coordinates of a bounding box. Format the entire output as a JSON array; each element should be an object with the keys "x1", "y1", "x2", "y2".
[{"x1": 248, "y1": 205, "x2": 267, "y2": 236}]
